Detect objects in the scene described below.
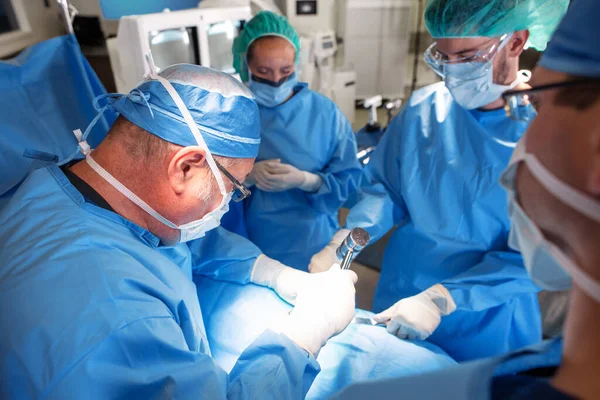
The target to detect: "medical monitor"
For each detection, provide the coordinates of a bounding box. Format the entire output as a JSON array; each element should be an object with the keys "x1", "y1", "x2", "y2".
[{"x1": 111, "y1": 6, "x2": 250, "y2": 93}]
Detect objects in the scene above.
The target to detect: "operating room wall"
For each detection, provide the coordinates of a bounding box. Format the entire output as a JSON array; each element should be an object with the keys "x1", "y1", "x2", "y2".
[
  {"x1": 68, "y1": 0, "x2": 100, "y2": 15},
  {"x1": 406, "y1": 1, "x2": 439, "y2": 95},
  {"x1": 68, "y1": 0, "x2": 118, "y2": 36},
  {"x1": 22, "y1": 1, "x2": 63, "y2": 43}
]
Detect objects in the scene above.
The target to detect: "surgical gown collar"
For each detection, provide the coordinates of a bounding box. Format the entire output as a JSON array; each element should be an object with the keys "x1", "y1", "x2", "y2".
[{"x1": 468, "y1": 101, "x2": 535, "y2": 126}]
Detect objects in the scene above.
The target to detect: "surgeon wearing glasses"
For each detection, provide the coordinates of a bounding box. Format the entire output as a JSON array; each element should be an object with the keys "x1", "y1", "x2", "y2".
[
  {"x1": 335, "y1": 0, "x2": 600, "y2": 396},
  {"x1": 309, "y1": 0, "x2": 569, "y2": 362},
  {"x1": 0, "y1": 64, "x2": 360, "y2": 398}
]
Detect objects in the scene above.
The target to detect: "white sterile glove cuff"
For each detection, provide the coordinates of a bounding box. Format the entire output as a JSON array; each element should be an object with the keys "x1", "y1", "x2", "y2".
[
  {"x1": 298, "y1": 171, "x2": 323, "y2": 193},
  {"x1": 254, "y1": 161, "x2": 321, "y2": 193},
  {"x1": 308, "y1": 229, "x2": 350, "y2": 273},
  {"x1": 373, "y1": 284, "x2": 457, "y2": 340},
  {"x1": 250, "y1": 254, "x2": 309, "y2": 305},
  {"x1": 277, "y1": 312, "x2": 327, "y2": 358},
  {"x1": 276, "y1": 265, "x2": 357, "y2": 357}
]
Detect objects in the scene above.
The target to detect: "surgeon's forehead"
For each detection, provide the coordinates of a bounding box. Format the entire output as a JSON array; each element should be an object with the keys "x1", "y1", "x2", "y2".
[
  {"x1": 251, "y1": 37, "x2": 295, "y2": 63},
  {"x1": 434, "y1": 37, "x2": 495, "y2": 55}
]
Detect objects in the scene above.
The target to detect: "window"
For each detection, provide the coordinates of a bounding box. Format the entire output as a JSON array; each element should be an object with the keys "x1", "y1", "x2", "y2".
[
  {"x1": 207, "y1": 20, "x2": 243, "y2": 74},
  {"x1": 0, "y1": 0, "x2": 33, "y2": 58},
  {"x1": 0, "y1": 0, "x2": 29, "y2": 34},
  {"x1": 0, "y1": 1, "x2": 19, "y2": 34}
]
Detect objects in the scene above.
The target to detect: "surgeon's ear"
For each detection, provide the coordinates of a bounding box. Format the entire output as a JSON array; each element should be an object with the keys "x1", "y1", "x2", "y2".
[
  {"x1": 507, "y1": 30, "x2": 529, "y2": 57},
  {"x1": 167, "y1": 146, "x2": 207, "y2": 195}
]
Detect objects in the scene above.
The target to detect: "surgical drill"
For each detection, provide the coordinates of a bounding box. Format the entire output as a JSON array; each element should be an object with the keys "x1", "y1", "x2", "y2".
[{"x1": 336, "y1": 228, "x2": 371, "y2": 270}]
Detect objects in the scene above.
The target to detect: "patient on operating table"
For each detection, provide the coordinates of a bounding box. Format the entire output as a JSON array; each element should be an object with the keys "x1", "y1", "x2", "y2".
[{"x1": 195, "y1": 274, "x2": 456, "y2": 400}]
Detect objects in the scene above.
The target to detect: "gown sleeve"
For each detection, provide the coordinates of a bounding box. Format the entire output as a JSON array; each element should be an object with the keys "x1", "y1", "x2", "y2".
[
  {"x1": 307, "y1": 105, "x2": 362, "y2": 215},
  {"x1": 345, "y1": 111, "x2": 409, "y2": 242},
  {"x1": 442, "y1": 250, "x2": 540, "y2": 312},
  {"x1": 188, "y1": 226, "x2": 261, "y2": 284},
  {"x1": 50, "y1": 316, "x2": 320, "y2": 399}
]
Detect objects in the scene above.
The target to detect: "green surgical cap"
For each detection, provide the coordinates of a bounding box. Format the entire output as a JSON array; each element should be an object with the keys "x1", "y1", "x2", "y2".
[
  {"x1": 232, "y1": 11, "x2": 300, "y2": 82},
  {"x1": 424, "y1": 0, "x2": 569, "y2": 51}
]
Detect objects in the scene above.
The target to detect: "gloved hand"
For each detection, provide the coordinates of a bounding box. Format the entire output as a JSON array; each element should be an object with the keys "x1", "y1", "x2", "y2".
[
  {"x1": 308, "y1": 229, "x2": 350, "y2": 273},
  {"x1": 252, "y1": 160, "x2": 323, "y2": 193},
  {"x1": 244, "y1": 159, "x2": 280, "y2": 188},
  {"x1": 251, "y1": 254, "x2": 313, "y2": 305},
  {"x1": 373, "y1": 284, "x2": 457, "y2": 340},
  {"x1": 278, "y1": 264, "x2": 358, "y2": 357}
]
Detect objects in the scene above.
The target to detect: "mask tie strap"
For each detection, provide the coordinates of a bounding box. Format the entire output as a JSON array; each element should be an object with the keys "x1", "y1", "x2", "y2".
[
  {"x1": 128, "y1": 89, "x2": 155, "y2": 119},
  {"x1": 73, "y1": 129, "x2": 91, "y2": 156},
  {"x1": 71, "y1": 104, "x2": 111, "y2": 157},
  {"x1": 525, "y1": 154, "x2": 600, "y2": 224},
  {"x1": 552, "y1": 249, "x2": 600, "y2": 304},
  {"x1": 85, "y1": 154, "x2": 179, "y2": 229}
]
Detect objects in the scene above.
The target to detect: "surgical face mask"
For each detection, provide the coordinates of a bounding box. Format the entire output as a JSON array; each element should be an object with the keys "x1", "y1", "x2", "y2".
[
  {"x1": 175, "y1": 192, "x2": 231, "y2": 242},
  {"x1": 248, "y1": 72, "x2": 297, "y2": 108},
  {"x1": 444, "y1": 35, "x2": 521, "y2": 110},
  {"x1": 86, "y1": 155, "x2": 231, "y2": 243},
  {"x1": 75, "y1": 54, "x2": 232, "y2": 244},
  {"x1": 500, "y1": 144, "x2": 600, "y2": 303}
]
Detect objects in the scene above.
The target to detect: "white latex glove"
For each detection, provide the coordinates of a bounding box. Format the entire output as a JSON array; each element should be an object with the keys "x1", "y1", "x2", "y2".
[
  {"x1": 244, "y1": 159, "x2": 281, "y2": 188},
  {"x1": 277, "y1": 264, "x2": 358, "y2": 357},
  {"x1": 250, "y1": 254, "x2": 313, "y2": 305},
  {"x1": 308, "y1": 229, "x2": 350, "y2": 273},
  {"x1": 373, "y1": 284, "x2": 457, "y2": 340},
  {"x1": 255, "y1": 160, "x2": 322, "y2": 193}
]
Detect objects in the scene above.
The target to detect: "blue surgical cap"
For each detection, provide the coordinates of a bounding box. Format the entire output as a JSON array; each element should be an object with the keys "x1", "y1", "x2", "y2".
[
  {"x1": 425, "y1": 0, "x2": 569, "y2": 51},
  {"x1": 539, "y1": 0, "x2": 600, "y2": 77},
  {"x1": 232, "y1": 11, "x2": 301, "y2": 82},
  {"x1": 106, "y1": 64, "x2": 261, "y2": 158}
]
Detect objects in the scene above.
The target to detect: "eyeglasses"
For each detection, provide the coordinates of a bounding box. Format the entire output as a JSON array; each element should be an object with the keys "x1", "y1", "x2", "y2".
[
  {"x1": 214, "y1": 159, "x2": 251, "y2": 202},
  {"x1": 502, "y1": 79, "x2": 596, "y2": 122},
  {"x1": 424, "y1": 34, "x2": 509, "y2": 78}
]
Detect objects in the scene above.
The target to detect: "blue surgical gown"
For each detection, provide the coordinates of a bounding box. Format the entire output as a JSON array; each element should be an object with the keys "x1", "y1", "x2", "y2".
[
  {"x1": 346, "y1": 82, "x2": 541, "y2": 361},
  {"x1": 0, "y1": 165, "x2": 319, "y2": 399},
  {"x1": 333, "y1": 338, "x2": 564, "y2": 399},
  {"x1": 244, "y1": 84, "x2": 361, "y2": 271}
]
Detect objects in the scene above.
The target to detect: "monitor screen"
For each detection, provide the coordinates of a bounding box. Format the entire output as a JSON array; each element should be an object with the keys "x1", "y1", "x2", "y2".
[
  {"x1": 207, "y1": 20, "x2": 243, "y2": 74},
  {"x1": 149, "y1": 27, "x2": 200, "y2": 71}
]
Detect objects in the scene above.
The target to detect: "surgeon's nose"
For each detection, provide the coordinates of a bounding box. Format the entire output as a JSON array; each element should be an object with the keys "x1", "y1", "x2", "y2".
[{"x1": 272, "y1": 71, "x2": 284, "y2": 83}]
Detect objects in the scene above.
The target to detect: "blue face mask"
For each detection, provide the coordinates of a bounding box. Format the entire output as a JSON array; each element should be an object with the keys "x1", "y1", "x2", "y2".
[
  {"x1": 500, "y1": 142, "x2": 600, "y2": 303},
  {"x1": 443, "y1": 34, "x2": 520, "y2": 110},
  {"x1": 248, "y1": 72, "x2": 297, "y2": 108}
]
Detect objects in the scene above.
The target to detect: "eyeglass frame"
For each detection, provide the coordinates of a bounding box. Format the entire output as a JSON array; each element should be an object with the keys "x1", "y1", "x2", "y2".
[
  {"x1": 424, "y1": 34, "x2": 510, "y2": 78},
  {"x1": 214, "y1": 159, "x2": 251, "y2": 202},
  {"x1": 502, "y1": 79, "x2": 597, "y2": 121}
]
